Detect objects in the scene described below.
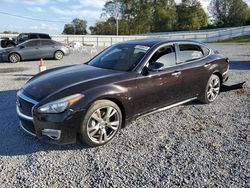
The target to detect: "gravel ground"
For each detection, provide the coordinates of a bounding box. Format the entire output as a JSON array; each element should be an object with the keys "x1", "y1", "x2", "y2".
[{"x1": 0, "y1": 43, "x2": 249, "y2": 187}]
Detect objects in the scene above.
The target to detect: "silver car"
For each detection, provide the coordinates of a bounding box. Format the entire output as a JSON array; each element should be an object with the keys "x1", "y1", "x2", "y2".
[{"x1": 0, "y1": 39, "x2": 70, "y2": 63}]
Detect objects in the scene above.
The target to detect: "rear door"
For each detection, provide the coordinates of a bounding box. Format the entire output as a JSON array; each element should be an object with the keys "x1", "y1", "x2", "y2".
[
  {"x1": 176, "y1": 43, "x2": 211, "y2": 99},
  {"x1": 21, "y1": 40, "x2": 41, "y2": 60},
  {"x1": 40, "y1": 40, "x2": 56, "y2": 58},
  {"x1": 134, "y1": 44, "x2": 185, "y2": 115}
]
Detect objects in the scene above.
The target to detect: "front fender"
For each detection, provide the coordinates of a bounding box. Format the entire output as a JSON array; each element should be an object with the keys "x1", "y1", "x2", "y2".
[{"x1": 81, "y1": 84, "x2": 132, "y2": 119}]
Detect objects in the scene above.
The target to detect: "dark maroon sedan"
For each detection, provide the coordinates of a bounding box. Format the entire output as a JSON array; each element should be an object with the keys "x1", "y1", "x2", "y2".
[{"x1": 16, "y1": 39, "x2": 229, "y2": 146}]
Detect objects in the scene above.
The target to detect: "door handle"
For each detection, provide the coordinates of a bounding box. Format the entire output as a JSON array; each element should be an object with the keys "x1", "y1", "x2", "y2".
[
  {"x1": 171, "y1": 71, "x2": 181, "y2": 76},
  {"x1": 204, "y1": 63, "x2": 211, "y2": 68}
]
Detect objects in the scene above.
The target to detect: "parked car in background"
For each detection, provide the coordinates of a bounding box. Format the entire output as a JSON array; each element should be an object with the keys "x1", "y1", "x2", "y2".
[
  {"x1": 15, "y1": 33, "x2": 51, "y2": 44},
  {"x1": 0, "y1": 37, "x2": 16, "y2": 48},
  {"x1": 0, "y1": 33, "x2": 51, "y2": 48},
  {"x1": 0, "y1": 39, "x2": 70, "y2": 63},
  {"x1": 16, "y1": 39, "x2": 229, "y2": 146}
]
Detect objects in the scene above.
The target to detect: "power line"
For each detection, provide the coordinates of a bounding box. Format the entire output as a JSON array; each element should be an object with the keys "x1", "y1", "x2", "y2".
[{"x1": 0, "y1": 11, "x2": 67, "y2": 23}]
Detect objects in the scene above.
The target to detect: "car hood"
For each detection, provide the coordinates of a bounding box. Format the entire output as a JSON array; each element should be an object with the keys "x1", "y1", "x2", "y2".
[{"x1": 22, "y1": 64, "x2": 123, "y2": 101}]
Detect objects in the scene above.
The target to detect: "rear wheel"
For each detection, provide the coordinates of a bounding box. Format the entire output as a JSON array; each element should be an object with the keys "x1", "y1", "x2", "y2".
[
  {"x1": 200, "y1": 74, "x2": 221, "y2": 104},
  {"x1": 9, "y1": 53, "x2": 21, "y2": 63},
  {"x1": 54, "y1": 51, "x2": 63, "y2": 60},
  {"x1": 79, "y1": 100, "x2": 122, "y2": 147}
]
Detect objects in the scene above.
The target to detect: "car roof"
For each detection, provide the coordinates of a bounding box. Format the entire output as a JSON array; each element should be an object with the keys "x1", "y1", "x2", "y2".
[
  {"x1": 19, "y1": 39, "x2": 56, "y2": 44},
  {"x1": 120, "y1": 38, "x2": 205, "y2": 47},
  {"x1": 19, "y1": 33, "x2": 50, "y2": 35}
]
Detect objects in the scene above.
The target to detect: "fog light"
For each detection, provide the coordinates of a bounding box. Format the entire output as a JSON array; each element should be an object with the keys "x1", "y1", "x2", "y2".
[{"x1": 42, "y1": 129, "x2": 61, "y2": 140}]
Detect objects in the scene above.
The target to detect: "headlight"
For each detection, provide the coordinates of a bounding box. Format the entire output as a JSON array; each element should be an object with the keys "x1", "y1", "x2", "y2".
[{"x1": 38, "y1": 94, "x2": 84, "y2": 113}]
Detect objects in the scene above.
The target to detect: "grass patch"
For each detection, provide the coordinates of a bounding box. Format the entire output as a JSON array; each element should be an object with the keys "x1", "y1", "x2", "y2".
[{"x1": 217, "y1": 36, "x2": 250, "y2": 43}]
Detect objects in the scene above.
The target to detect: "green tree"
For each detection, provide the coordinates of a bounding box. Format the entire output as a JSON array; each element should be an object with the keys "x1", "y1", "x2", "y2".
[
  {"x1": 62, "y1": 24, "x2": 74, "y2": 34},
  {"x1": 209, "y1": 0, "x2": 249, "y2": 27},
  {"x1": 62, "y1": 18, "x2": 87, "y2": 35},
  {"x1": 151, "y1": 0, "x2": 177, "y2": 32},
  {"x1": 90, "y1": 17, "x2": 117, "y2": 35},
  {"x1": 246, "y1": 7, "x2": 250, "y2": 25},
  {"x1": 177, "y1": 0, "x2": 208, "y2": 30}
]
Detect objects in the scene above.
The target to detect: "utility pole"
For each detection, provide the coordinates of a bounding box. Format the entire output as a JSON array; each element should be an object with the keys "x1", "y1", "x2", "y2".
[{"x1": 116, "y1": 13, "x2": 119, "y2": 36}]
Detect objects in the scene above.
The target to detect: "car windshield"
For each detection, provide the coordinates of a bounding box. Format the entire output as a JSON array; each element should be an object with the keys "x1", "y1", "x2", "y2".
[
  {"x1": 17, "y1": 34, "x2": 29, "y2": 44},
  {"x1": 88, "y1": 43, "x2": 150, "y2": 71}
]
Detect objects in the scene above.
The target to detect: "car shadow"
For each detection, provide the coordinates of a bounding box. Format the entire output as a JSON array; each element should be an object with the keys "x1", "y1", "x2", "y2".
[
  {"x1": 184, "y1": 81, "x2": 246, "y2": 106},
  {"x1": 0, "y1": 90, "x2": 89, "y2": 157},
  {"x1": 229, "y1": 60, "x2": 250, "y2": 70}
]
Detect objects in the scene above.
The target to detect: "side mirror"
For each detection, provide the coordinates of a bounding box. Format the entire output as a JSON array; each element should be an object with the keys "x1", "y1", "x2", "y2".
[
  {"x1": 20, "y1": 45, "x2": 25, "y2": 49},
  {"x1": 148, "y1": 62, "x2": 164, "y2": 72}
]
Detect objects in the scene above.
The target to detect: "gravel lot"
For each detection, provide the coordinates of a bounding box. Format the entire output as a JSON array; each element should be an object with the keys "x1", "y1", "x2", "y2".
[{"x1": 0, "y1": 43, "x2": 249, "y2": 187}]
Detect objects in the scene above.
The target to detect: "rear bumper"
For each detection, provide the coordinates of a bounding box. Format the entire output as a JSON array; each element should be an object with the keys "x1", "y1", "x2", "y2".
[
  {"x1": 62, "y1": 48, "x2": 71, "y2": 56},
  {"x1": 222, "y1": 67, "x2": 229, "y2": 83}
]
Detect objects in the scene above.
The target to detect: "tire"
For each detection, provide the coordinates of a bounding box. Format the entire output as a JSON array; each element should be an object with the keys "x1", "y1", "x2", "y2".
[
  {"x1": 54, "y1": 50, "x2": 64, "y2": 60},
  {"x1": 79, "y1": 100, "x2": 122, "y2": 147},
  {"x1": 9, "y1": 53, "x2": 21, "y2": 63},
  {"x1": 199, "y1": 74, "x2": 221, "y2": 104}
]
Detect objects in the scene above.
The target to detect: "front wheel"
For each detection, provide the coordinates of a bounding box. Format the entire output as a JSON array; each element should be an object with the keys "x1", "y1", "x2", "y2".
[
  {"x1": 200, "y1": 74, "x2": 221, "y2": 104},
  {"x1": 9, "y1": 53, "x2": 21, "y2": 63},
  {"x1": 79, "y1": 100, "x2": 122, "y2": 147}
]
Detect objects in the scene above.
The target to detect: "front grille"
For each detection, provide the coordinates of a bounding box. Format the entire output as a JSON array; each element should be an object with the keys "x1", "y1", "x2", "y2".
[{"x1": 17, "y1": 95, "x2": 35, "y2": 117}]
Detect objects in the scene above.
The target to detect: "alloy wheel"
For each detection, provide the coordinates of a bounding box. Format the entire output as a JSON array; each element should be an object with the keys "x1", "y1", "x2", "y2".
[
  {"x1": 9, "y1": 54, "x2": 20, "y2": 63},
  {"x1": 55, "y1": 51, "x2": 63, "y2": 60},
  {"x1": 87, "y1": 106, "x2": 120, "y2": 144},
  {"x1": 207, "y1": 76, "x2": 220, "y2": 102}
]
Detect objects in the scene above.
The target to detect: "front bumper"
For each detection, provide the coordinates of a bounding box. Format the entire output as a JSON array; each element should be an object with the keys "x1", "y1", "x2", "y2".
[
  {"x1": 0, "y1": 53, "x2": 8, "y2": 62},
  {"x1": 16, "y1": 93, "x2": 85, "y2": 144}
]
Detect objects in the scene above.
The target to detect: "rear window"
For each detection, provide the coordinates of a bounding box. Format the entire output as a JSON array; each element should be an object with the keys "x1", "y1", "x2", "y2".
[
  {"x1": 39, "y1": 34, "x2": 51, "y2": 39},
  {"x1": 178, "y1": 44, "x2": 204, "y2": 63},
  {"x1": 30, "y1": 34, "x2": 38, "y2": 39}
]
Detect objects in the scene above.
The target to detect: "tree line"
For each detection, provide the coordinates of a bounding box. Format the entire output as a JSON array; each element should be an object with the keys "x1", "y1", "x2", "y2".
[{"x1": 63, "y1": 0, "x2": 250, "y2": 35}]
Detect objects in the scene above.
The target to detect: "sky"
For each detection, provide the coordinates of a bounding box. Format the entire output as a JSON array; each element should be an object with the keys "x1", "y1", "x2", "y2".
[{"x1": 0, "y1": 0, "x2": 249, "y2": 34}]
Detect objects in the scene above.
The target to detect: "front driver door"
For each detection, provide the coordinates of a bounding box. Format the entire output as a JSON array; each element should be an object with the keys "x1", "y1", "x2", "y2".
[{"x1": 133, "y1": 44, "x2": 185, "y2": 116}]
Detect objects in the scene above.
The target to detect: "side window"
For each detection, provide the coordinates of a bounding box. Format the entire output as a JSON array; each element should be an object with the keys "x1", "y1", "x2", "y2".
[
  {"x1": 39, "y1": 34, "x2": 51, "y2": 39},
  {"x1": 41, "y1": 40, "x2": 54, "y2": 46},
  {"x1": 178, "y1": 44, "x2": 204, "y2": 63},
  {"x1": 18, "y1": 34, "x2": 29, "y2": 43},
  {"x1": 29, "y1": 34, "x2": 38, "y2": 39},
  {"x1": 149, "y1": 45, "x2": 176, "y2": 68},
  {"x1": 25, "y1": 40, "x2": 40, "y2": 47}
]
